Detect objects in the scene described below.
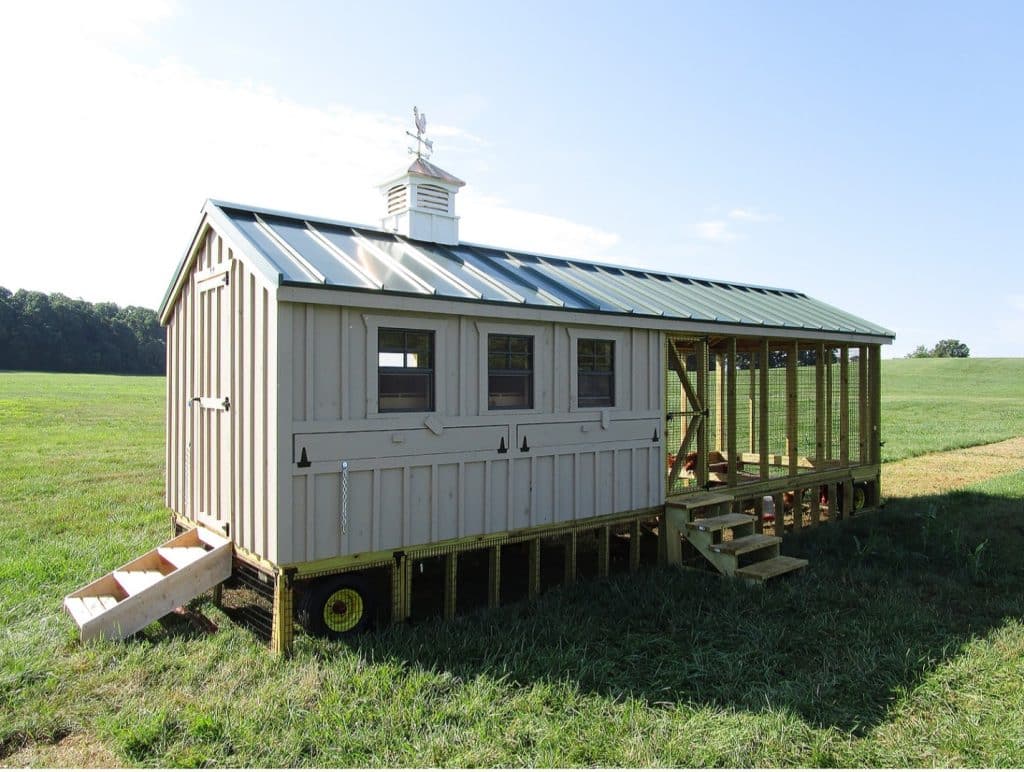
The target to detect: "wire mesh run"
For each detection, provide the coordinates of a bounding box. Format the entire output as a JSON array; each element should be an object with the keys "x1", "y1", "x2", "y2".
[{"x1": 218, "y1": 560, "x2": 275, "y2": 642}]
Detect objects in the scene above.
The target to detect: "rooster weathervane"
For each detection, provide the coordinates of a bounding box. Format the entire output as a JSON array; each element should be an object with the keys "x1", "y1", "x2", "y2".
[{"x1": 406, "y1": 106, "x2": 433, "y2": 159}]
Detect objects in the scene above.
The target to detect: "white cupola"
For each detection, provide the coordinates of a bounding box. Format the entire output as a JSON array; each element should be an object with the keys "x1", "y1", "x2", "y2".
[{"x1": 379, "y1": 107, "x2": 465, "y2": 245}]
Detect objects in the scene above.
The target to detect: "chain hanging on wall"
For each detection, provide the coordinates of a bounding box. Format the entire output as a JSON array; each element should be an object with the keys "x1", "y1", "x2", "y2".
[{"x1": 340, "y1": 461, "x2": 349, "y2": 535}]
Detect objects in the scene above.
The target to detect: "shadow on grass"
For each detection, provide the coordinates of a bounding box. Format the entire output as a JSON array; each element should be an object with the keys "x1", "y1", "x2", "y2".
[{"x1": 337, "y1": 488, "x2": 1024, "y2": 734}]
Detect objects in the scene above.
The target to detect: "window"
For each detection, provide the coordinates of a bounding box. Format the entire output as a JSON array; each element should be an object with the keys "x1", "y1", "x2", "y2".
[
  {"x1": 487, "y1": 334, "x2": 533, "y2": 410},
  {"x1": 577, "y1": 338, "x2": 615, "y2": 407},
  {"x1": 378, "y1": 328, "x2": 434, "y2": 412}
]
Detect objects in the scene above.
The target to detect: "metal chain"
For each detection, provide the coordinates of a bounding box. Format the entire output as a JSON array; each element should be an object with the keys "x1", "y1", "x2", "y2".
[
  {"x1": 184, "y1": 440, "x2": 191, "y2": 515},
  {"x1": 340, "y1": 461, "x2": 349, "y2": 535}
]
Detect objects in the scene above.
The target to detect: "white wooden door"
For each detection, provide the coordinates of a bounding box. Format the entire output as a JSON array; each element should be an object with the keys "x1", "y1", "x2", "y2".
[{"x1": 191, "y1": 263, "x2": 234, "y2": 531}]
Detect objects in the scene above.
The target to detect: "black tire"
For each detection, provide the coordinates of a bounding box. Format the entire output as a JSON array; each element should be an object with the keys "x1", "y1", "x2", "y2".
[
  {"x1": 852, "y1": 482, "x2": 868, "y2": 512},
  {"x1": 298, "y1": 574, "x2": 373, "y2": 639}
]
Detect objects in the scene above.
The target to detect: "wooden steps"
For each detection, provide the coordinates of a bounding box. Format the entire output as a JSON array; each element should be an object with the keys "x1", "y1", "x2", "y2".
[
  {"x1": 709, "y1": 533, "x2": 781, "y2": 556},
  {"x1": 664, "y1": 492, "x2": 807, "y2": 583},
  {"x1": 687, "y1": 512, "x2": 756, "y2": 533},
  {"x1": 736, "y1": 555, "x2": 809, "y2": 582},
  {"x1": 63, "y1": 527, "x2": 231, "y2": 642}
]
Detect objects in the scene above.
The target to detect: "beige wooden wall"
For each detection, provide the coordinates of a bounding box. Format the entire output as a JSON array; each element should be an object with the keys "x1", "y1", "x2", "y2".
[
  {"x1": 165, "y1": 228, "x2": 278, "y2": 560},
  {"x1": 278, "y1": 302, "x2": 665, "y2": 566}
]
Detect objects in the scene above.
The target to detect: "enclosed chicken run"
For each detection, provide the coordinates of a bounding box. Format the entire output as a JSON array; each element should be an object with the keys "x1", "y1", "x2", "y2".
[{"x1": 65, "y1": 146, "x2": 892, "y2": 652}]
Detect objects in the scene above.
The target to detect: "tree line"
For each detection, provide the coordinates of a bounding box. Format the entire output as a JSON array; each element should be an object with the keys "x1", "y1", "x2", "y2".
[{"x1": 0, "y1": 287, "x2": 165, "y2": 375}]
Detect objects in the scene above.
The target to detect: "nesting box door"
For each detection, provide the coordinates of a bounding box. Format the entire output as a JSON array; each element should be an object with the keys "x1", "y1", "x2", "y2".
[{"x1": 189, "y1": 263, "x2": 234, "y2": 529}]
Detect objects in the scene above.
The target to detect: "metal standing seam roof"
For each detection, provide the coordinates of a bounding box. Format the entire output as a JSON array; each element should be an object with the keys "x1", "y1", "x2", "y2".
[{"x1": 161, "y1": 199, "x2": 894, "y2": 340}]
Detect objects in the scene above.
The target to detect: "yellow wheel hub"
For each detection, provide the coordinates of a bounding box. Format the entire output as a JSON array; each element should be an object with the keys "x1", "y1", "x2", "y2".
[{"x1": 323, "y1": 587, "x2": 364, "y2": 633}]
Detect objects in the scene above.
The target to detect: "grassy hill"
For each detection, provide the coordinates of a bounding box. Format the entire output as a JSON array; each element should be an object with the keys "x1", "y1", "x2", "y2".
[{"x1": 881, "y1": 357, "x2": 1024, "y2": 462}]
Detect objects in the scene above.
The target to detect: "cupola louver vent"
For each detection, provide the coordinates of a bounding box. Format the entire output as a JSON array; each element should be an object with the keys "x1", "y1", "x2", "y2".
[
  {"x1": 416, "y1": 183, "x2": 450, "y2": 213},
  {"x1": 386, "y1": 184, "x2": 408, "y2": 215}
]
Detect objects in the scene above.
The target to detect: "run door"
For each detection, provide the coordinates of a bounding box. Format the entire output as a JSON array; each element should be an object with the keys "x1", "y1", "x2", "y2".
[{"x1": 665, "y1": 336, "x2": 708, "y2": 494}]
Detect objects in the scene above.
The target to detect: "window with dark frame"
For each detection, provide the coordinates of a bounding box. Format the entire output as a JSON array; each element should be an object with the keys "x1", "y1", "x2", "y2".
[
  {"x1": 487, "y1": 334, "x2": 533, "y2": 410},
  {"x1": 378, "y1": 328, "x2": 434, "y2": 412},
  {"x1": 577, "y1": 338, "x2": 615, "y2": 408}
]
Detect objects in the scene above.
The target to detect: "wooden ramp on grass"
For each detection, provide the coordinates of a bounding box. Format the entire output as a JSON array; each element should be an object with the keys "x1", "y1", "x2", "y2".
[{"x1": 64, "y1": 527, "x2": 232, "y2": 642}]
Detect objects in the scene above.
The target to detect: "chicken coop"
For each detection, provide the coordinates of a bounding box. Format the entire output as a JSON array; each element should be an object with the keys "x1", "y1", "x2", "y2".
[{"x1": 64, "y1": 138, "x2": 893, "y2": 653}]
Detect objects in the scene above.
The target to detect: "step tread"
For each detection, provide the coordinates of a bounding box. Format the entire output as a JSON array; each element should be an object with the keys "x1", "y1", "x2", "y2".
[
  {"x1": 736, "y1": 555, "x2": 809, "y2": 581},
  {"x1": 157, "y1": 546, "x2": 208, "y2": 569},
  {"x1": 687, "y1": 513, "x2": 756, "y2": 532},
  {"x1": 709, "y1": 534, "x2": 781, "y2": 555},
  {"x1": 666, "y1": 491, "x2": 735, "y2": 509},
  {"x1": 113, "y1": 569, "x2": 166, "y2": 596}
]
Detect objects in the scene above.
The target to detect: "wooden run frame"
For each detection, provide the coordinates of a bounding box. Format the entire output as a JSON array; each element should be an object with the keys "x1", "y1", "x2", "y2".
[{"x1": 663, "y1": 335, "x2": 883, "y2": 531}]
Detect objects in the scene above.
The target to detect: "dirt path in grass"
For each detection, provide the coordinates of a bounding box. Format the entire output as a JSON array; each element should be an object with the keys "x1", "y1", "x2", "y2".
[
  {"x1": 882, "y1": 436, "x2": 1024, "y2": 499},
  {"x1": 0, "y1": 733, "x2": 121, "y2": 768}
]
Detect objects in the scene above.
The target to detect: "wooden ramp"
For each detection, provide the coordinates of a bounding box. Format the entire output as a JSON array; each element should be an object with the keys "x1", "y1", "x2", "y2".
[
  {"x1": 64, "y1": 527, "x2": 232, "y2": 642},
  {"x1": 664, "y1": 494, "x2": 807, "y2": 583}
]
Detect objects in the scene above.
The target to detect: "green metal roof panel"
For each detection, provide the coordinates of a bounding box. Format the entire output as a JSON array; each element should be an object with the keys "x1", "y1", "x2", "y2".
[{"x1": 162, "y1": 199, "x2": 894, "y2": 340}]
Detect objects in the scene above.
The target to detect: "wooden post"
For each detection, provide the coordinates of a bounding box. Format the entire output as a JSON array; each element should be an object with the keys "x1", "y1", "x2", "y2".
[
  {"x1": 726, "y1": 338, "x2": 738, "y2": 487},
  {"x1": 773, "y1": 492, "x2": 786, "y2": 535},
  {"x1": 597, "y1": 526, "x2": 610, "y2": 578},
  {"x1": 828, "y1": 483, "x2": 839, "y2": 522},
  {"x1": 443, "y1": 552, "x2": 458, "y2": 620},
  {"x1": 488, "y1": 545, "x2": 501, "y2": 609},
  {"x1": 629, "y1": 518, "x2": 641, "y2": 572},
  {"x1": 391, "y1": 555, "x2": 407, "y2": 623},
  {"x1": 786, "y1": 341, "x2": 799, "y2": 479},
  {"x1": 759, "y1": 341, "x2": 769, "y2": 482},
  {"x1": 858, "y1": 347, "x2": 869, "y2": 464},
  {"x1": 270, "y1": 571, "x2": 294, "y2": 657},
  {"x1": 661, "y1": 507, "x2": 682, "y2": 565},
  {"x1": 842, "y1": 480, "x2": 854, "y2": 519},
  {"x1": 869, "y1": 345, "x2": 882, "y2": 466},
  {"x1": 527, "y1": 538, "x2": 541, "y2": 600},
  {"x1": 403, "y1": 554, "x2": 414, "y2": 619},
  {"x1": 748, "y1": 352, "x2": 756, "y2": 454},
  {"x1": 792, "y1": 488, "x2": 803, "y2": 531},
  {"x1": 839, "y1": 347, "x2": 850, "y2": 467},
  {"x1": 810, "y1": 487, "x2": 821, "y2": 526},
  {"x1": 564, "y1": 531, "x2": 577, "y2": 584},
  {"x1": 815, "y1": 342, "x2": 826, "y2": 471},
  {"x1": 825, "y1": 350, "x2": 834, "y2": 461},
  {"x1": 715, "y1": 352, "x2": 725, "y2": 450},
  {"x1": 696, "y1": 340, "x2": 709, "y2": 488}
]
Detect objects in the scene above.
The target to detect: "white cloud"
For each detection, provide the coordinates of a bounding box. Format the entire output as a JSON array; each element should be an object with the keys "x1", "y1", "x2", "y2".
[
  {"x1": 692, "y1": 220, "x2": 739, "y2": 243},
  {"x1": 728, "y1": 207, "x2": 779, "y2": 223},
  {"x1": 689, "y1": 206, "x2": 779, "y2": 244},
  {"x1": 0, "y1": 1, "x2": 618, "y2": 307}
]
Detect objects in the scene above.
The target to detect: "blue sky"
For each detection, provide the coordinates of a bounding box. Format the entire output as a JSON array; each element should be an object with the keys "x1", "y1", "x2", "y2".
[{"x1": 1, "y1": 0, "x2": 1021, "y2": 356}]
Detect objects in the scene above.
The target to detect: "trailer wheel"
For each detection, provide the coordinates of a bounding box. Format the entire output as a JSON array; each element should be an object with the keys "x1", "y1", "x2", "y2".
[
  {"x1": 300, "y1": 575, "x2": 373, "y2": 638},
  {"x1": 852, "y1": 483, "x2": 868, "y2": 512}
]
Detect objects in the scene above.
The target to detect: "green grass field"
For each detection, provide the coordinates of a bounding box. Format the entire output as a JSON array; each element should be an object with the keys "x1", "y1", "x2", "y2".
[
  {"x1": 1, "y1": 362, "x2": 1022, "y2": 767},
  {"x1": 882, "y1": 357, "x2": 1024, "y2": 462}
]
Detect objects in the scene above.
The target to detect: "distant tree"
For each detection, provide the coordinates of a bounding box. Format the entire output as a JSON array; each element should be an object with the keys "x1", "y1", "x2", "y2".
[
  {"x1": 0, "y1": 286, "x2": 165, "y2": 375},
  {"x1": 931, "y1": 339, "x2": 970, "y2": 358},
  {"x1": 906, "y1": 345, "x2": 932, "y2": 358}
]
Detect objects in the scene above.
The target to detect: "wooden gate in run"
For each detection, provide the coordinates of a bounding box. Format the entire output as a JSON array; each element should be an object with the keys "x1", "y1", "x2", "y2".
[{"x1": 665, "y1": 336, "x2": 709, "y2": 495}]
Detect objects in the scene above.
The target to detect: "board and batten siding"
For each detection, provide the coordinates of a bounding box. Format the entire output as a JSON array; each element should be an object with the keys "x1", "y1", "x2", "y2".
[
  {"x1": 277, "y1": 301, "x2": 665, "y2": 566},
  {"x1": 165, "y1": 228, "x2": 279, "y2": 562}
]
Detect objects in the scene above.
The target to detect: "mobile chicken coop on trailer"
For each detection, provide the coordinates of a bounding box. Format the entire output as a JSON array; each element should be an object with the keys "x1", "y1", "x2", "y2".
[{"x1": 65, "y1": 120, "x2": 893, "y2": 653}]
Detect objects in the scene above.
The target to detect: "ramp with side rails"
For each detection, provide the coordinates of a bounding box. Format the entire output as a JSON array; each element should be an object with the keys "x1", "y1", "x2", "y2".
[{"x1": 63, "y1": 527, "x2": 232, "y2": 642}]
